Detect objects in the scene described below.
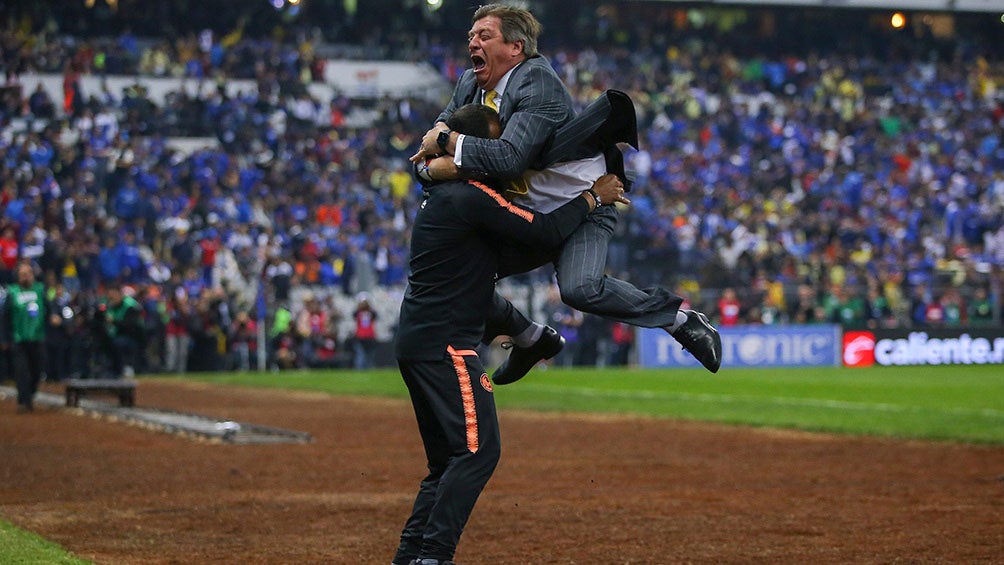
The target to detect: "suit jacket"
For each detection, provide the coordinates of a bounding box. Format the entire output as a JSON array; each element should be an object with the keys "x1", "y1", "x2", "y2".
[
  {"x1": 438, "y1": 55, "x2": 574, "y2": 181},
  {"x1": 535, "y1": 89, "x2": 639, "y2": 189},
  {"x1": 490, "y1": 90, "x2": 640, "y2": 275},
  {"x1": 440, "y1": 57, "x2": 638, "y2": 188}
]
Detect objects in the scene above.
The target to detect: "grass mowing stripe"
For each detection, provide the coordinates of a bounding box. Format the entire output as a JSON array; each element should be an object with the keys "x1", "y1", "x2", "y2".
[{"x1": 516, "y1": 383, "x2": 1004, "y2": 418}]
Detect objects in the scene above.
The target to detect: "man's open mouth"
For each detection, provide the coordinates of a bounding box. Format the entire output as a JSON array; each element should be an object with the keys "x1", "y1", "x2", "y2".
[{"x1": 471, "y1": 55, "x2": 486, "y2": 71}]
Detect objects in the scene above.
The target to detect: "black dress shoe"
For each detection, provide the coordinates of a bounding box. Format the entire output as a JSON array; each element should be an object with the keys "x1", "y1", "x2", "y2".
[
  {"x1": 492, "y1": 326, "x2": 565, "y2": 385},
  {"x1": 673, "y1": 310, "x2": 722, "y2": 373}
]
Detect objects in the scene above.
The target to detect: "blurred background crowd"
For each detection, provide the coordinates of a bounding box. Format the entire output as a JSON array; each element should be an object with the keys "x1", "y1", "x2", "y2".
[{"x1": 1, "y1": 0, "x2": 1002, "y2": 373}]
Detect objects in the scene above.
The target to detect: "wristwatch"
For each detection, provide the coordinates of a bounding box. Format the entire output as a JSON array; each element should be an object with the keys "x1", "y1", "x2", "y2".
[{"x1": 436, "y1": 129, "x2": 452, "y2": 153}]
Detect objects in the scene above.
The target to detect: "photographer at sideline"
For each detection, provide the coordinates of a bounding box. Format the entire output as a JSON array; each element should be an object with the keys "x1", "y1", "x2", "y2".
[
  {"x1": 44, "y1": 274, "x2": 75, "y2": 382},
  {"x1": 104, "y1": 286, "x2": 145, "y2": 378}
]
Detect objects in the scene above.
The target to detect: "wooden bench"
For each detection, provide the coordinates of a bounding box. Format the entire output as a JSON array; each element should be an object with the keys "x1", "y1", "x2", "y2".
[{"x1": 64, "y1": 379, "x2": 137, "y2": 408}]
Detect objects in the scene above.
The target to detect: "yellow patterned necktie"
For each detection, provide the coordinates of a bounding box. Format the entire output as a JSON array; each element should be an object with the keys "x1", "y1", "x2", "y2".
[
  {"x1": 484, "y1": 89, "x2": 498, "y2": 111},
  {"x1": 483, "y1": 88, "x2": 527, "y2": 198}
]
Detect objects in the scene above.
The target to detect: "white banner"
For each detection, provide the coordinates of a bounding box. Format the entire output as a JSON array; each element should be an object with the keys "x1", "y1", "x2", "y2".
[{"x1": 10, "y1": 59, "x2": 449, "y2": 112}]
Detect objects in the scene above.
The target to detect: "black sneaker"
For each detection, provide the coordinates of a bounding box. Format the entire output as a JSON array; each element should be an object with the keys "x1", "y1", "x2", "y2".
[
  {"x1": 492, "y1": 326, "x2": 565, "y2": 385},
  {"x1": 672, "y1": 310, "x2": 722, "y2": 373}
]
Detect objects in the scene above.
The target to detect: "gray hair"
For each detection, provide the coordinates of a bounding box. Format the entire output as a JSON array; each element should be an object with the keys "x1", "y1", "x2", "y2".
[{"x1": 473, "y1": 3, "x2": 542, "y2": 58}]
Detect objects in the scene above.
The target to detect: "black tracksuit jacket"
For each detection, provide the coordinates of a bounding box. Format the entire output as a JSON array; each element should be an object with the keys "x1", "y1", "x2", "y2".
[{"x1": 395, "y1": 179, "x2": 589, "y2": 361}]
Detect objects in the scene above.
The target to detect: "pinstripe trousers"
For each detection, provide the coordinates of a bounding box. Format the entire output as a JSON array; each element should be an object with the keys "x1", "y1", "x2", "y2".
[
  {"x1": 484, "y1": 205, "x2": 684, "y2": 343},
  {"x1": 555, "y1": 205, "x2": 683, "y2": 328}
]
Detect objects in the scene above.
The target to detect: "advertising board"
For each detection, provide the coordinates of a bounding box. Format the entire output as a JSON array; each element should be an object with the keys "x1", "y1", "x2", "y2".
[
  {"x1": 638, "y1": 325, "x2": 841, "y2": 369},
  {"x1": 843, "y1": 328, "x2": 1004, "y2": 367}
]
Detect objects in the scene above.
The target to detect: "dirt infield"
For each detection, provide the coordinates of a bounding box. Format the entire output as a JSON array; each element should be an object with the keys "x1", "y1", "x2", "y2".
[{"x1": 2, "y1": 379, "x2": 1002, "y2": 564}]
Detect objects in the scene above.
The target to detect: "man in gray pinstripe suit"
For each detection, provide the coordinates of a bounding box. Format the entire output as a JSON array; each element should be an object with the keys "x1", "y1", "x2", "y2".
[{"x1": 411, "y1": 3, "x2": 721, "y2": 383}]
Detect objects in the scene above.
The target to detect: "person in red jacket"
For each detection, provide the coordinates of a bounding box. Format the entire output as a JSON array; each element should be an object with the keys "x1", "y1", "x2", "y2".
[
  {"x1": 0, "y1": 225, "x2": 19, "y2": 285},
  {"x1": 352, "y1": 293, "x2": 378, "y2": 369},
  {"x1": 718, "y1": 287, "x2": 742, "y2": 326},
  {"x1": 199, "y1": 231, "x2": 220, "y2": 287}
]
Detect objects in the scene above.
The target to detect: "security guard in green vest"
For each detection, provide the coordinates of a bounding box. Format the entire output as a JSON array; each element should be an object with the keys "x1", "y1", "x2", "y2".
[{"x1": 4, "y1": 261, "x2": 47, "y2": 413}]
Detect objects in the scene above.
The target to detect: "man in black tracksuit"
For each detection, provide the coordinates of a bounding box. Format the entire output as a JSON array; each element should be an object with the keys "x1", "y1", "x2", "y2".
[{"x1": 392, "y1": 104, "x2": 626, "y2": 565}]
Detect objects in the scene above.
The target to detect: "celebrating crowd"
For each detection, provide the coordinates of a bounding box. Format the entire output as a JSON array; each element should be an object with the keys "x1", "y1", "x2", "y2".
[{"x1": 1, "y1": 3, "x2": 1003, "y2": 380}]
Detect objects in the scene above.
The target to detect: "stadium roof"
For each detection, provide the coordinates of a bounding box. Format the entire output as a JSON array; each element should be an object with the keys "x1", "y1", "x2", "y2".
[{"x1": 645, "y1": 0, "x2": 1003, "y2": 12}]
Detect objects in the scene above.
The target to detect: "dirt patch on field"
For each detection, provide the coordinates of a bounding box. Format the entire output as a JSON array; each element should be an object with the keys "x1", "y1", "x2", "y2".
[{"x1": 2, "y1": 379, "x2": 1002, "y2": 564}]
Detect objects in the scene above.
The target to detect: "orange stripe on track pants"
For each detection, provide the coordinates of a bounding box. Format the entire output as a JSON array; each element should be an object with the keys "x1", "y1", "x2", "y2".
[{"x1": 447, "y1": 345, "x2": 479, "y2": 453}]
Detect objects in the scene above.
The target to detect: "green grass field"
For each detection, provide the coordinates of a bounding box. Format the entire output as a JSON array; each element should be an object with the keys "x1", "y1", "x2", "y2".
[
  {"x1": 183, "y1": 363, "x2": 1004, "y2": 444},
  {"x1": 3, "y1": 363, "x2": 1002, "y2": 564},
  {"x1": 0, "y1": 520, "x2": 90, "y2": 565}
]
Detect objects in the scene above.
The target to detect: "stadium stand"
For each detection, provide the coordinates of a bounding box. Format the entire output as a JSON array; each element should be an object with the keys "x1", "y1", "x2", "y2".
[{"x1": 1, "y1": 1, "x2": 1001, "y2": 370}]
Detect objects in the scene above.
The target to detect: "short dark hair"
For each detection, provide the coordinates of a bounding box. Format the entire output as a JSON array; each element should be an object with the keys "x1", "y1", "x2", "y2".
[{"x1": 445, "y1": 104, "x2": 501, "y2": 139}]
